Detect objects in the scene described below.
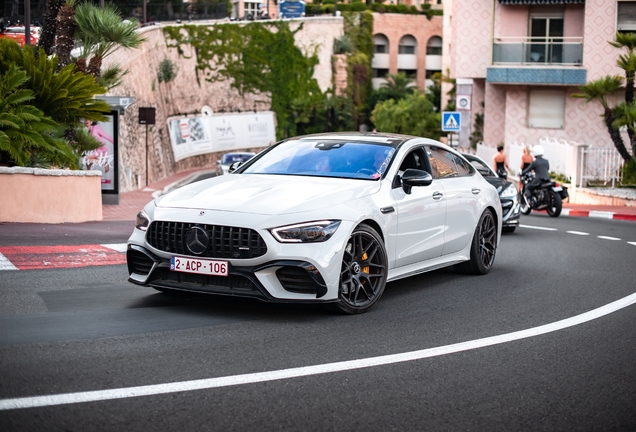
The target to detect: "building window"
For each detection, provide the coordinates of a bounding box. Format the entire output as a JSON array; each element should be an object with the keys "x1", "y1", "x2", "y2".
[
  {"x1": 398, "y1": 35, "x2": 417, "y2": 55},
  {"x1": 426, "y1": 36, "x2": 443, "y2": 55},
  {"x1": 373, "y1": 34, "x2": 389, "y2": 55},
  {"x1": 527, "y1": 90, "x2": 565, "y2": 129},
  {"x1": 372, "y1": 69, "x2": 389, "y2": 78},
  {"x1": 618, "y1": 2, "x2": 636, "y2": 33},
  {"x1": 398, "y1": 69, "x2": 416, "y2": 79},
  {"x1": 374, "y1": 44, "x2": 387, "y2": 54}
]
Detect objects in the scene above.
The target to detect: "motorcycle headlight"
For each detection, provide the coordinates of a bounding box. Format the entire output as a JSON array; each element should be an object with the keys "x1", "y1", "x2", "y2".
[
  {"x1": 135, "y1": 210, "x2": 150, "y2": 231},
  {"x1": 500, "y1": 184, "x2": 518, "y2": 199},
  {"x1": 270, "y1": 220, "x2": 341, "y2": 243}
]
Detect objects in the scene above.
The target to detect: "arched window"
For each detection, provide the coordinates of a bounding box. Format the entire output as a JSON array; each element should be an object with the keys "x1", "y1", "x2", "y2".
[
  {"x1": 426, "y1": 36, "x2": 443, "y2": 55},
  {"x1": 373, "y1": 34, "x2": 389, "y2": 54},
  {"x1": 398, "y1": 35, "x2": 417, "y2": 55}
]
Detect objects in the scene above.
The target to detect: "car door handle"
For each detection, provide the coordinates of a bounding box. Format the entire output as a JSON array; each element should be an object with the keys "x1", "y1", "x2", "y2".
[
  {"x1": 472, "y1": 188, "x2": 481, "y2": 195},
  {"x1": 433, "y1": 191, "x2": 443, "y2": 200}
]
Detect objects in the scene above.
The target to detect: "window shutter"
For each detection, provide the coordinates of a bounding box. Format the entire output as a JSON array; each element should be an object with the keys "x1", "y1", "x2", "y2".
[{"x1": 528, "y1": 90, "x2": 565, "y2": 129}]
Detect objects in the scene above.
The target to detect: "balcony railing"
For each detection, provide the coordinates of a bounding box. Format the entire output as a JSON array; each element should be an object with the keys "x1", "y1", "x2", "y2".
[{"x1": 492, "y1": 36, "x2": 583, "y2": 66}]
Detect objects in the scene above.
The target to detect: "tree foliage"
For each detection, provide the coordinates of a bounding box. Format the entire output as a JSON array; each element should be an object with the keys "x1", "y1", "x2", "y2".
[{"x1": 371, "y1": 92, "x2": 440, "y2": 139}]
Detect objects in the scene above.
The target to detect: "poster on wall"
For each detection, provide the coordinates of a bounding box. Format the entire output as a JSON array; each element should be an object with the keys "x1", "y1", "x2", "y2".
[
  {"x1": 167, "y1": 111, "x2": 277, "y2": 162},
  {"x1": 81, "y1": 111, "x2": 118, "y2": 193}
]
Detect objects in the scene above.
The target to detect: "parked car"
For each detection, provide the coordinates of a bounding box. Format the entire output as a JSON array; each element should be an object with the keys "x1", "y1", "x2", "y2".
[
  {"x1": 127, "y1": 133, "x2": 502, "y2": 314},
  {"x1": 462, "y1": 153, "x2": 521, "y2": 233},
  {"x1": 216, "y1": 152, "x2": 255, "y2": 176},
  {"x1": 0, "y1": 26, "x2": 39, "y2": 46}
]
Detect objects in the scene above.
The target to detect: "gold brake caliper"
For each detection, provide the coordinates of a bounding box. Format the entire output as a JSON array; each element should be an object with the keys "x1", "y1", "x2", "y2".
[{"x1": 361, "y1": 252, "x2": 370, "y2": 275}]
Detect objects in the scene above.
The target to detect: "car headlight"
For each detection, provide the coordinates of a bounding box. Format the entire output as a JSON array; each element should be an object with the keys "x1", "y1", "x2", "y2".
[
  {"x1": 500, "y1": 184, "x2": 518, "y2": 199},
  {"x1": 270, "y1": 220, "x2": 341, "y2": 243},
  {"x1": 135, "y1": 210, "x2": 150, "y2": 231}
]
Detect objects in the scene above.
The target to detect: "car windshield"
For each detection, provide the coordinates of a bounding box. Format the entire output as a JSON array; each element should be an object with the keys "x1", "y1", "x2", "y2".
[
  {"x1": 242, "y1": 139, "x2": 396, "y2": 180},
  {"x1": 222, "y1": 153, "x2": 253, "y2": 164}
]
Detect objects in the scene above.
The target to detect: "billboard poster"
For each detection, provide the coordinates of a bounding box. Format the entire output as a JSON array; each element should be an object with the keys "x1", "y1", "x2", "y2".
[
  {"x1": 167, "y1": 111, "x2": 277, "y2": 162},
  {"x1": 168, "y1": 117, "x2": 214, "y2": 162},
  {"x1": 279, "y1": 0, "x2": 305, "y2": 18},
  {"x1": 81, "y1": 111, "x2": 118, "y2": 193}
]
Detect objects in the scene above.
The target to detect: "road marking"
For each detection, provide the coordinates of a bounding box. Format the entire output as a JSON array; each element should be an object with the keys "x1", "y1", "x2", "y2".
[
  {"x1": 519, "y1": 224, "x2": 558, "y2": 231},
  {"x1": 597, "y1": 236, "x2": 621, "y2": 241},
  {"x1": 0, "y1": 253, "x2": 18, "y2": 271},
  {"x1": 1, "y1": 291, "x2": 635, "y2": 411},
  {"x1": 0, "y1": 245, "x2": 126, "y2": 270},
  {"x1": 567, "y1": 231, "x2": 589, "y2": 236},
  {"x1": 589, "y1": 211, "x2": 614, "y2": 219},
  {"x1": 628, "y1": 242, "x2": 636, "y2": 246},
  {"x1": 102, "y1": 243, "x2": 127, "y2": 253}
]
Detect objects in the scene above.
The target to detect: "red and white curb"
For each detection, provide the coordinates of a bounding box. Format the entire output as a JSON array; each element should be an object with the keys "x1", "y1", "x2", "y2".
[
  {"x1": 562, "y1": 208, "x2": 636, "y2": 221},
  {"x1": 0, "y1": 244, "x2": 126, "y2": 271}
]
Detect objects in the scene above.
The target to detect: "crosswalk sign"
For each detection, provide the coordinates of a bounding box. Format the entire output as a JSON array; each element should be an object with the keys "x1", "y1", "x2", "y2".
[{"x1": 442, "y1": 112, "x2": 461, "y2": 132}]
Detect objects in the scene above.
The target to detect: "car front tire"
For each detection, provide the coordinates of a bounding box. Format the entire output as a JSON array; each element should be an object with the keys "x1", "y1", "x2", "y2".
[
  {"x1": 455, "y1": 209, "x2": 497, "y2": 275},
  {"x1": 332, "y1": 223, "x2": 388, "y2": 314}
]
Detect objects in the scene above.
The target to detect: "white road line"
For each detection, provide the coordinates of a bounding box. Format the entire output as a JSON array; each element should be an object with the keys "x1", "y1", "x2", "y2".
[
  {"x1": 567, "y1": 231, "x2": 590, "y2": 236},
  {"x1": 0, "y1": 253, "x2": 18, "y2": 271},
  {"x1": 597, "y1": 236, "x2": 621, "y2": 241},
  {"x1": 628, "y1": 242, "x2": 636, "y2": 247},
  {"x1": 519, "y1": 224, "x2": 558, "y2": 231},
  {"x1": 589, "y1": 211, "x2": 614, "y2": 219},
  {"x1": 101, "y1": 243, "x2": 127, "y2": 253},
  {"x1": 2, "y1": 292, "x2": 636, "y2": 412}
]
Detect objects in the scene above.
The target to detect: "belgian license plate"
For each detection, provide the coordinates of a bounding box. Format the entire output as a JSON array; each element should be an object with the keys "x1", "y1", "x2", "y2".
[
  {"x1": 170, "y1": 256, "x2": 229, "y2": 276},
  {"x1": 553, "y1": 186, "x2": 563, "y2": 192}
]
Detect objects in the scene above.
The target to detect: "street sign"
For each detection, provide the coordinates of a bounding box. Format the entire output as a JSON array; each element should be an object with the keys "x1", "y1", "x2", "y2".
[{"x1": 442, "y1": 111, "x2": 461, "y2": 132}]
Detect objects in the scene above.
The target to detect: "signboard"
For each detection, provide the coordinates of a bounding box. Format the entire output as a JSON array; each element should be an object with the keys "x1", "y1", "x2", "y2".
[
  {"x1": 456, "y1": 95, "x2": 471, "y2": 111},
  {"x1": 167, "y1": 111, "x2": 277, "y2": 162},
  {"x1": 279, "y1": 0, "x2": 305, "y2": 18},
  {"x1": 81, "y1": 110, "x2": 118, "y2": 195},
  {"x1": 441, "y1": 111, "x2": 461, "y2": 132}
]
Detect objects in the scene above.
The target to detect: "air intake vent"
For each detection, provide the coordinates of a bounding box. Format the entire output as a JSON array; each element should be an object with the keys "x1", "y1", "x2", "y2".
[
  {"x1": 276, "y1": 267, "x2": 317, "y2": 295},
  {"x1": 127, "y1": 249, "x2": 155, "y2": 275},
  {"x1": 147, "y1": 221, "x2": 267, "y2": 259}
]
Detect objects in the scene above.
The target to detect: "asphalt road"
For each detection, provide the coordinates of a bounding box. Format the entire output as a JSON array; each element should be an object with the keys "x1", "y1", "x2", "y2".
[{"x1": 0, "y1": 214, "x2": 635, "y2": 431}]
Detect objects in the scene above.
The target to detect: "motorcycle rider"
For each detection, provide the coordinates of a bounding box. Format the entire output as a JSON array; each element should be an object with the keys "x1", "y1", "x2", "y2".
[{"x1": 521, "y1": 144, "x2": 550, "y2": 206}]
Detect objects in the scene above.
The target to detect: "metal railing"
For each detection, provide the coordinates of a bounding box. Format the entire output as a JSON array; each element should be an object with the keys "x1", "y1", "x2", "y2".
[
  {"x1": 492, "y1": 36, "x2": 583, "y2": 66},
  {"x1": 578, "y1": 146, "x2": 625, "y2": 188}
]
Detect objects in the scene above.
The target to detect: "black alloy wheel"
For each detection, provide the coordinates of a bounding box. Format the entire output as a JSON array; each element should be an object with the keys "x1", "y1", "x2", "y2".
[
  {"x1": 520, "y1": 194, "x2": 532, "y2": 215},
  {"x1": 455, "y1": 209, "x2": 497, "y2": 275},
  {"x1": 546, "y1": 190, "x2": 562, "y2": 217},
  {"x1": 334, "y1": 224, "x2": 388, "y2": 314}
]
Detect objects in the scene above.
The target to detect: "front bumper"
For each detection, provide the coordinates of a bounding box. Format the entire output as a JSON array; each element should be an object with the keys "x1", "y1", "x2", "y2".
[{"x1": 500, "y1": 196, "x2": 521, "y2": 227}]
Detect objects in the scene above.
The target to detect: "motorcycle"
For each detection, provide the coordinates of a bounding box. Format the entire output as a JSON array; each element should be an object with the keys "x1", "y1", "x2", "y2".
[{"x1": 519, "y1": 171, "x2": 568, "y2": 217}]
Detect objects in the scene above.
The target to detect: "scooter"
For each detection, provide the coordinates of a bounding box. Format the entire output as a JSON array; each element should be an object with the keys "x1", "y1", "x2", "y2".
[{"x1": 519, "y1": 171, "x2": 567, "y2": 217}]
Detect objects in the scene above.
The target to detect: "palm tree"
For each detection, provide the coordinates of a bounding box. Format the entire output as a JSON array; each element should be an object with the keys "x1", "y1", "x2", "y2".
[
  {"x1": 573, "y1": 75, "x2": 633, "y2": 163},
  {"x1": 55, "y1": 0, "x2": 78, "y2": 70},
  {"x1": 38, "y1": 0, "x2": 66, "y2": 56},
  {"x1": 74, "y1": 3, "x2": 144, "y2": 80},
  {"x1": 380, "y1": 72, "x2": 417, "y2": 100}
]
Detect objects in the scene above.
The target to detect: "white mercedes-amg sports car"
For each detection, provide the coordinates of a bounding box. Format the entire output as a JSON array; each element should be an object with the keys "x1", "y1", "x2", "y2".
[{"x1": 127, "y1": 133, "x2": 502, "y2": 314}]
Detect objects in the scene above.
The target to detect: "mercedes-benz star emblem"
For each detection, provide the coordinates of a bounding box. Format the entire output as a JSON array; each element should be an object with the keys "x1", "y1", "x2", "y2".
[
  {"x1": 185, "y1": 227, "x2": 210, "y2": 255},
  {"x1": 352, "y1": 262, "x2": 361, "y2": 274}
]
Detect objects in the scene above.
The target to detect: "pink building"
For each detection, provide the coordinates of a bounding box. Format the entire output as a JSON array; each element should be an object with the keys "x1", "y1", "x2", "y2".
[{"x1": 447, "y1": 0, "x2": 628, "y2": 151}]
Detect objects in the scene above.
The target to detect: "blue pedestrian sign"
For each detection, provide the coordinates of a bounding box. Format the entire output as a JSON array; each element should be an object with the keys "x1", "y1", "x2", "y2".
[{"x1": 441, "y1": 111, "x2": 461, "y2": 132}]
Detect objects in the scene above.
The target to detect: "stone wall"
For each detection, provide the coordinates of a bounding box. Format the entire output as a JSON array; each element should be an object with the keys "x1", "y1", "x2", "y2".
[
  {"x1": 103, "y1": 17, "x2": 344, "y2": 193},
  {"x1": 0, "y1": 168, "x2": 103, "y2": 223}
]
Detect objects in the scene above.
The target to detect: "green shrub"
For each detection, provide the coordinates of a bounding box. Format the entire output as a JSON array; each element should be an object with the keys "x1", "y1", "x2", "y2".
[
  {"x1": 396, "y1": 4, "x2": 409, "y2": 13},
  {"x1": 305, "y1": 4, "x2": 322, "y2": 15},
  {"x1": 322, "y1": 0, "x2": 334, "y2": 4},
  {"x1": 351, "y1": 2, "x2": 367, "y2": 12},
  {"x1": 371, "y1": 3, "x2": 385, "y2": 12},
  {"x1": 622, "y1": 158, "x2": 636, "y2": 185},
  {"x1": 338, "y1": 3, "x2": 352, "y2": 12},
  {"x1": 321, "y1": 4, "x2": 335, "y2": 13}
]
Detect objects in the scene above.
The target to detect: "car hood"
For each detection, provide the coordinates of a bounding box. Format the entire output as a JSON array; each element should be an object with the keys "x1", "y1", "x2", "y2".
[{"x1": 155, "y1": 174, "x2": 381, "y2": 215}]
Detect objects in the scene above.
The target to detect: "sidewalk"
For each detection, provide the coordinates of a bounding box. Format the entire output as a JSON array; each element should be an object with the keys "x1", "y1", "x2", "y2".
[{"x1": 104, "y1": 170, "x2": 636, "y2": 222}]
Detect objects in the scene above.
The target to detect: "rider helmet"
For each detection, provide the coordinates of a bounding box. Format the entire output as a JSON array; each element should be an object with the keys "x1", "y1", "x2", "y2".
[{"x1": 532, "y1": 145, "x2": 544, "y2": 157}]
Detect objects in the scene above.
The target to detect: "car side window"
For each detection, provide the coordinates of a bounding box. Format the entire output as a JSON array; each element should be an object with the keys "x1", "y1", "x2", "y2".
[
  {"x1": 452, "y1": 154, "x2": 475, "y2": 176},
  {"x1": 425, "y1": 146, "x2": 459, "y2": 179}
]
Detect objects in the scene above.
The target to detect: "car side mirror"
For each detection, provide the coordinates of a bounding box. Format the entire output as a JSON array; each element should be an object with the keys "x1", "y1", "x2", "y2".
[
  {"x1": 228, "y1": 161, "x2": 243, "y2": 173},
  {"x1": 401, "y1": 169, "x2": 433, "y2": 194}
]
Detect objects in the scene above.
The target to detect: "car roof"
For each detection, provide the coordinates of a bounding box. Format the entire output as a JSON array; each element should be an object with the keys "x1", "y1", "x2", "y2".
[{"x1": 292, "y1": 131, "x2": 441, "y2": 149}]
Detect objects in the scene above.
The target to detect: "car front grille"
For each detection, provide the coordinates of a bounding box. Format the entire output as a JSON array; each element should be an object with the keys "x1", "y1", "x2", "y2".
[
  {"x1": 146, "y1": 221, "x2": 267, "y2": 259},
  {"x1": 148, "y1": 268, "x2": 264, "y2": 298}
]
